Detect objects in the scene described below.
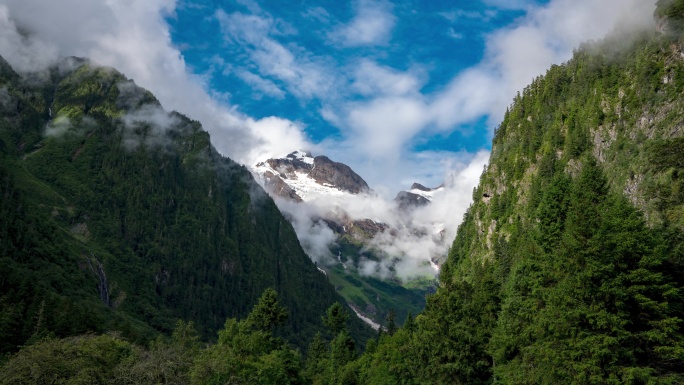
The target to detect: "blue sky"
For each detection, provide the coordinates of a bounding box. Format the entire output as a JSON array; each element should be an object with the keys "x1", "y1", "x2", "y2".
[
  {"x1": 0, "y1": 0, "x2": 654, "y2": 195},
  {"x1": 166, "y1": 0, "x2": 536, "y2": 154},
  {"x1": 163, "y1": 0, "x2": 547, "y2": 178},
  {"x1": 0, "y1": 0, "x2": 655, "y2": 272}
]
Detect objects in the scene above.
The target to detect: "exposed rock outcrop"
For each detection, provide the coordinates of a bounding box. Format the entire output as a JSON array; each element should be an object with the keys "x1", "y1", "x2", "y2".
[
  {"x1": 262, "y1": 170, "x2": 303, "y2": 202},
  {"x1": 394, "y1": 183, "x2": 444, "y2": 210},
  {"x1": 309, "y1": 155, "x2": 370, "y2": 194},
  {"x1": 395, "y1": 191, "x2": 430, "y2": 210}
]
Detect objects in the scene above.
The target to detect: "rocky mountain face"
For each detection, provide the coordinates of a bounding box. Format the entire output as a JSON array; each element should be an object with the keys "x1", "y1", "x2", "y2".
[
  {"x1": 254, "y1": 151, "x2": 390, "y2": 250},
  {"x1": 394, "y1": 183, "x2": 444, "y2": 210},
  {"x1": 0, "y1": 56, "x2": 372, "y2": 354},
  {"x1": 253, "y1": 152, "x2": 389, "y2": 242},
  {"x1": 3, "y1": 6, "x2": 681, "y2": 383}
]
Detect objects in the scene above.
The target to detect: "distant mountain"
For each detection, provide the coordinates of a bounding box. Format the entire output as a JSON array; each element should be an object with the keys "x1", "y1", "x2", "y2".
[
  {"x1": 253, "y1": 151, "x2": 386, "y2": 246},
  {"x1": 394, "y1": 182, "x2": 445, "y2": 210},
  {"x1": 254, "y1": 150, "x2": 370, "y2": 202},
  {"x1": 3, "y1": 5, "x2": 683, "y2": 383},
  {"x1": 252, "y1": 151, "x2": 441, "y2": 327}
]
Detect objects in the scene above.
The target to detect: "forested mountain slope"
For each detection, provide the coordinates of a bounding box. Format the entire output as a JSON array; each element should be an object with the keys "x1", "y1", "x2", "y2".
[
  {"x1": 3, "y1": 3, "x2": 684, "y2": 384},
  {"x1": 0, "y1": 54, "x2": 369, "y2": 354},
  {"x1": 336, "y1": 4, "x2": 684, "y2": 384}
]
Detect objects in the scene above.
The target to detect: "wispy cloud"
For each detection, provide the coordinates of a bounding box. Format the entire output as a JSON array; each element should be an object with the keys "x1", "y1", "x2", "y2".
[
  {"x1": 482, "y1": 0, "x2": 535, "y2": 11},
  {"x1": 301, "y1": 6, "x2": 333, "y2": 24},
  {"x1": 350, "y1": 60, "x2": 424, "y2": 97},
  {"x1": 469, "y1": 0, "x2": 655, "y2": 126},
  {"x1": 216, "y1": 9, "x2": 335, "y2": 100},
  {"x1": 234, "y1": 69, "x2": 286, "y2": 99},
  {"x1": 315, "y1": 0, "x2": 654, "y2": 191},
  {"x1": 1, "y1": 0, "x2": 656, "y2": 177},
  {"x1": 0, "y1": 0, "x2": 659, "y2": 277},
  {"x1": 328, "y1": 0, "x2": 396, "y2": 47},
  {"x1": 447, "y1": 28, "x2": 464, "y2": 40},
  {"x1": 0, "y1": 5, "x2": 59, "y2": 72},
  {"x1": 268, "y1": 149, "x2": 490, "y2": 280},
  {"x1": 439, "y1": 9, "x2": 496, "y2": 23},
  {"x1": 0, "y1": 0, "x2": 310, "y2": 169},
  {"x1": 332, "y1": 0, "x2": 656, "y2": 169}
]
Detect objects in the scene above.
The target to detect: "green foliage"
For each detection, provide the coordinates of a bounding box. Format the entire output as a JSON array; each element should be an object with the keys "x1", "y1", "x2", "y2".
[
  {"x1": 650, "y1": 137, "x2": 684, "y2": 170},
  {"x1": 323, "y1": 302, "x2": 350, "y2": 336},
  {"x1": 384, "y1": 309, "x2": 397, "y2": 336},
  {"x1": 0, "y1": 334, "x2": 136, "y2": 385},
  {"x1": 246, "y1": 288, "x2": 288, "y2": 333},
  {"x1": 0, "y1": 291, "x2": 311, "y2": 384},
  {"x1": 324, "y1": 242, "x2": 429, "y2": 328},
  {"x1": 335, "y1": 26, "x2": 684, "y2": 385},
  {"x1": 190, "y1": 290, "x2": 304, "y2": 385},
  {"x1": 403, "y1": 312, "x2": 416, "y2": 334},
  {"x1": 117, "y1": 321, "x2": 200, "y2": 385},
  {"x1": 331, "y1": 330, "x2": 358, "y2": 377},
  {"x1": 303, "y1": 332, "x2": 329, "y2": 383},
  {"x1": 536, "y1": 173, "x2": 571, "y2": 252},
  {"x1": 486, "y1": 161, "x2": 684, "y2": 383},
  {"x1": 417, "y1": 29, "x2": 684, "y2": 384},
  {"x1": 0, "y1": 55, "x2": 369, "y2": 356},
  {"x1": 4, "y1": 13, "x2": 684, "y2": 385}
]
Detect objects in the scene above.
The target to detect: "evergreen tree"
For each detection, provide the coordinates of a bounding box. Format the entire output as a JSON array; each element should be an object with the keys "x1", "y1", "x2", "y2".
[
  {"x1": 403, "y1": 312, "x2": 416, "y2": 334},
  {"x1": 385, "y1": 309, "x2": 397, "y2": 336},
  {"x1": 303, "y1": 332, "x2": 329, "y2": 385},
  {"x1": 246, "y1": 288, "x2": 288, "y2": 333},
  {"x1": 322, "y1": 302, "x2": 349, "y2": 337}
]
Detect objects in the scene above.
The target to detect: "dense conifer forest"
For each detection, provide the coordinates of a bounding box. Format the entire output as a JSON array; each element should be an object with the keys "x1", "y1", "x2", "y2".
[
  {"x1": 0, "y1": 53, "x2": 371, "y2": 357},
  {"x1": 2, "y1": 1, "x2": 684, "y2": 384}
]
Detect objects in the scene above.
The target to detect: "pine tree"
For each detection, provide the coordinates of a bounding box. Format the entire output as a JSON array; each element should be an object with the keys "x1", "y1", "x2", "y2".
[
  {"x1": 385, "y1": 309, "x2": 397, "y2": 336},
  {"x1": 322, "y1": 302, "x2": 349, "y2": 337}
]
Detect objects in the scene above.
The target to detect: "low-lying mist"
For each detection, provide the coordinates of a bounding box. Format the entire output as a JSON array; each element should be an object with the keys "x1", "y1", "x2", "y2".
[{"x1": 266, "y1": 150, "x2": 490, "y2": 282}]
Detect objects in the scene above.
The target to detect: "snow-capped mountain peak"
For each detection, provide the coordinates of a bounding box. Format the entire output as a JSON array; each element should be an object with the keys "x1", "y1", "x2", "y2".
[
  {"x1": 288, "y1": 150, "x2": 314, "y2": 165},
  {"x1": 408, "y1": 183, "x2": 445, "y2": 199},
  {"x1": 252, "y1": 151, "x2": 370, "y2": 202},
  {"x1": 394, "y1": 183, "x2": 444, "y2": 210}
]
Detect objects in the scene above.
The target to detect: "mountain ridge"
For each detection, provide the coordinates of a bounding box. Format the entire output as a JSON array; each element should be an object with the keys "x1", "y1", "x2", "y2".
[
  {"x1": 0, "y1": 55, "x2": 372, "y2": 353},
  {"x1": 353, "y1": 18, "x2": 684, "y2": 383},
  {"x1": 3, "y1": 4, "x2": 684, "y2": 384}
]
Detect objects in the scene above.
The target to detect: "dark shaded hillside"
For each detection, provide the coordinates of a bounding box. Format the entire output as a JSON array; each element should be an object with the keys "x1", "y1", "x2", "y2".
[{"x1": 0, "y1": 55, "x2": 370, "y2": 354}]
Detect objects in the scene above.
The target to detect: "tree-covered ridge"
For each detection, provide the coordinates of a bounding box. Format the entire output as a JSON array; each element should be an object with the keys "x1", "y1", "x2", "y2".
[
  {"x1": 0, "y1": 55, "x2": 371, "y2": 355},
  {"x1": 3, "y1": 12, "x2": 684, "y2": 385},
  {"x1": 402, "y1": 28, "x2": 684, "y2": 383},
  {"x1": 260, "y1": 24, "x2": 684, "y2": 384}
]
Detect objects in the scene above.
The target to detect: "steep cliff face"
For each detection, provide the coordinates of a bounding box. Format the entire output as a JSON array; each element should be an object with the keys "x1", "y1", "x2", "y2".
[
  {"x1": 454, "y1": 32, "x2": 684, "y2": 266},
  {"x1": 410, "y1": 25, "x2": 684, "y2": 384},
  {"x1": 0, "y1": 56, "x2": 370, "y2": 353}
]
